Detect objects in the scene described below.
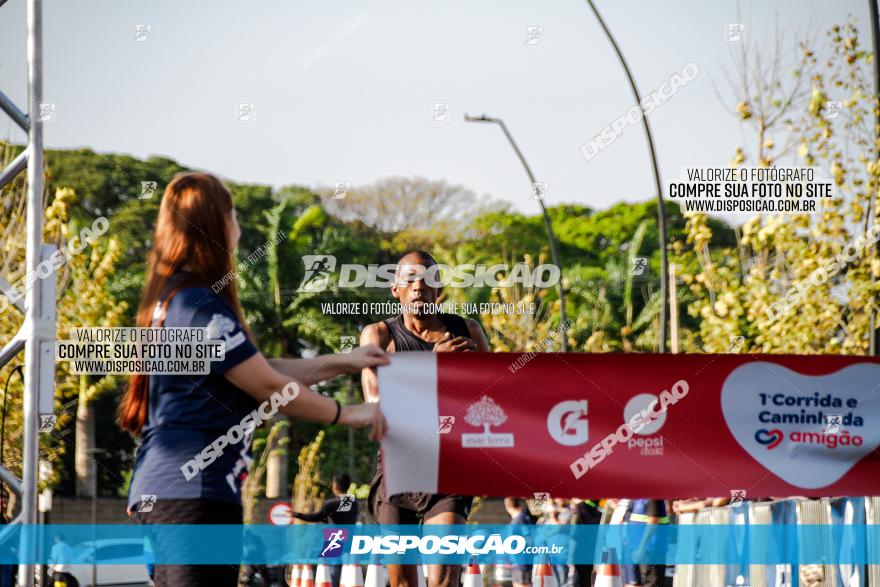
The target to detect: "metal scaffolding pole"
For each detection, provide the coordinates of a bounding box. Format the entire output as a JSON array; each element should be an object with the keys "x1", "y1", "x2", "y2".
[
  {"x1": 19, "y1": 0, "x2": 45, "y2": 581},
  {"x1": 0, "y1": 0, "x2": 47, "y2": 584}
]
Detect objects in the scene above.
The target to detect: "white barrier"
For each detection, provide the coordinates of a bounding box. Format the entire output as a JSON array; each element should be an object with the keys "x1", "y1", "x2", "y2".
[
  {"x1": 668, "y1": 497, "x2": 875, "y2": 587},
  {"x1": 867, "y1": 497, "x2": 880, "y2": 587}
]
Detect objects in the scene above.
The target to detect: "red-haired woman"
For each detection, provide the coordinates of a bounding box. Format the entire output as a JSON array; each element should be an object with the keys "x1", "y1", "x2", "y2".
[{"x1": 119, "y1": 172, "x2": 388, "y2": 586}]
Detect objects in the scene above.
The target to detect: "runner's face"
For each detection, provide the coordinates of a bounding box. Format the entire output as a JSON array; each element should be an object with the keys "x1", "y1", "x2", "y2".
[{"x1": 392, "y1": 263, "x2": 439, "y2": 310}]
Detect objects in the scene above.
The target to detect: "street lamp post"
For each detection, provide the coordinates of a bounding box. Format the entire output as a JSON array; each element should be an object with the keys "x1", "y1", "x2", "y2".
[
  {"x1": 584, "y1": 0, "x2": 670, "y2": 353},
  {"x1": 464, "y1": 114, "x2": 569, "y2": 351},
  {"x1": 867, "y1": 0, "x2": 880, "y2": 356}
]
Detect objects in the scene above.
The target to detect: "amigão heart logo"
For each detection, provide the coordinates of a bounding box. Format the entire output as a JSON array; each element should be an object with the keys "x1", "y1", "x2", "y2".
[
  {"x1": 754, "y1": 428, "x2": 783, "y2": 449},
  {"x1": 721, "y1": 362, "x2": 880, "y2": 489}
]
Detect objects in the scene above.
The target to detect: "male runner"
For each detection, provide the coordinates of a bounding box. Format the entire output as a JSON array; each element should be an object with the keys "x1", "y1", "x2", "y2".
[{"x1": 360, "y1": 250, "x2": 490, "y2": 587}]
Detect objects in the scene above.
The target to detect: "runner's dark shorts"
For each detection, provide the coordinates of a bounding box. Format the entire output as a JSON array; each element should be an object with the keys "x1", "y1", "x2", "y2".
[
  {"x1": 130, "y1": 498, "x2": 242, "y2": 587},
  {"x1": 368, "y1": 471, "x2": 472, "y2": 523}
]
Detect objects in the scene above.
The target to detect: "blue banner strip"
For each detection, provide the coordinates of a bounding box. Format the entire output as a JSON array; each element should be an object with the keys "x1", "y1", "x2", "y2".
[{"x1": 2, "y1": 524, "x2": 879, "y2": 565}]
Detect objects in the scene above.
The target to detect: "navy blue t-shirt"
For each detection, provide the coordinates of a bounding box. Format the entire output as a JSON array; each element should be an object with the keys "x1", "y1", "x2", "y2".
[{"x1": 128, "y1": 284, "x2": 258, "y2": 508}]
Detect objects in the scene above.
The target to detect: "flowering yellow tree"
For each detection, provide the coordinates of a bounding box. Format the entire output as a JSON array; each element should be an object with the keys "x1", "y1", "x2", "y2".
[
  {"x1": 0, "y1": 171, "x2": 126, "y2": 503},
  {"x1": 677, "y1": 20, "x2": 879, "y2": 355}
]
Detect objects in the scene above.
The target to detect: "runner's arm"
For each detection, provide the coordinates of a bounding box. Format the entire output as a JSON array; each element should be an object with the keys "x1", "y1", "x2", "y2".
[
  {"x1": 360, "y1": 322, "x2": 390, "y2": 403},
  {"x1": 268, "y1": 344, "x2": 387, "y2": 385},
  {"x1": 225, "y1": 353, "x2": 387, "y2": 440},
  {"x1": 293, "y1": 498, "x2": 337, "y2": 522},
  {"x1": 465, "y1": 319, "x2": 491, "y2": 352}
]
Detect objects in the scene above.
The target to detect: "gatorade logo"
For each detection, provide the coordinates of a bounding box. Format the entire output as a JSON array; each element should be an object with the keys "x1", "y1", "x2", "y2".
[{"x1": 547, "y1": 400, "x2": 589, "y2": 446}]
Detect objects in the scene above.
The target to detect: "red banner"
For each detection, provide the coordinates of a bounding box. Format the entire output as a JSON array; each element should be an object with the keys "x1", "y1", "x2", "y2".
[{"x1": 378, "y1": 353, "x2": 880, "y2": 498}]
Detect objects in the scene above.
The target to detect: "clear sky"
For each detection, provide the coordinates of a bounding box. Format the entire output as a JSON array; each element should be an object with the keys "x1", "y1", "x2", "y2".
[{"x1": 0, "y1": 0, "x2": 869, "y2": 215}]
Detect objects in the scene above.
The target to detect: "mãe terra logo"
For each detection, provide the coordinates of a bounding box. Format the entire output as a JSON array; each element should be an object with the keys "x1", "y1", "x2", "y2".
[{"x1": 461, "y1": 396, "x2": 515, "y2": 448}]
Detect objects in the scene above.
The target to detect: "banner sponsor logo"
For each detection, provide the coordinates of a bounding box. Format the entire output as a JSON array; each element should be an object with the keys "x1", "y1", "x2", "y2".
[
  {"x1": 624, "y1": 394, "x2": 668, "y2": 456},
  {"x1": 721, "y1": 362, "x2": 879, "y2": 489},
  {"x1": 461, "y1": 396, "x2": 514, "y2": 448},
  {"x1": 570, "y1": 380, "x2": 688, "y2": 478},
  {"x1": 755, "y1": 428, "x2": 784, "y2": 449},
  {"x1": 381, "y1": 354, "x2": 880, "y2": 497},
  {"x1": 546, "y1": 400, "x2": 589, "y2": 446}
]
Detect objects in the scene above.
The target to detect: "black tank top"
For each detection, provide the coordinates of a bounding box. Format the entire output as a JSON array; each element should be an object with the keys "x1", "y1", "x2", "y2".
[
  {"x1": 372, "y1": 312, "x2": 473, "y2": 483},
  {"x1": 383, "y1": 313, "x2": 470, "y2": 352}
]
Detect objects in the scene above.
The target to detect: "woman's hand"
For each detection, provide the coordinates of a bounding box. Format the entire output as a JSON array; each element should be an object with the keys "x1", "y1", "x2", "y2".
[
  {"x1": 339, "y1": 401, "x2": 387, "y2": 441},
  {"x1": 342, "y1": 344, "x2": 390, "y2": 373}
]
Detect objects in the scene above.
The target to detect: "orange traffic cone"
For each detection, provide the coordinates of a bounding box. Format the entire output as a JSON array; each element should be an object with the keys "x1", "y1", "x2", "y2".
[
  {"x1": 287, "y1": 564, "x2": 301, "y2": 587},
  {"x1": 594, "y1": 550, "x2": 623, "y2": 587},
  {"x1": 301, "y1": 564, "x2": 315, "y2": 587},
  {"x1": 364, "y1": 558, "x2": 385, "y2": 587},
  {"x1": 340, "y1": 561, "x2": 365, "y2": 587},
  {"x1": 315, "y1": 564, "x2": 333, "y2": 587},
  {"x1": 531, "y1": 562, "x2": 558, "y2": 587},
  {"x1": 463, "y1": 563, "x2": 482, "y2": 587}
]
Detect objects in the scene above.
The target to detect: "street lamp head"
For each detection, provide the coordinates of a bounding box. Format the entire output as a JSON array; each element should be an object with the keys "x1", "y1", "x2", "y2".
[{"x1": 463, "y1": 113, "x2": 499, "y2": 124}]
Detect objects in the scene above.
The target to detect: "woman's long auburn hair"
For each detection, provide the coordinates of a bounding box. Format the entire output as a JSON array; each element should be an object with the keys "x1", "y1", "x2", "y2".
[{"x1": 118, "y1": 172, "x2": 247, "y2": 436}]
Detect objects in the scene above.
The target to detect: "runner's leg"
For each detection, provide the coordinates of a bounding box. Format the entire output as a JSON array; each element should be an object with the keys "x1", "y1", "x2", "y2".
[
  {"x1": 423, "y1": 511, "x2": 466, "y2": 587},
  {"x1": 370, "y1": 476, "x2": 419, "y2": 587}
]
